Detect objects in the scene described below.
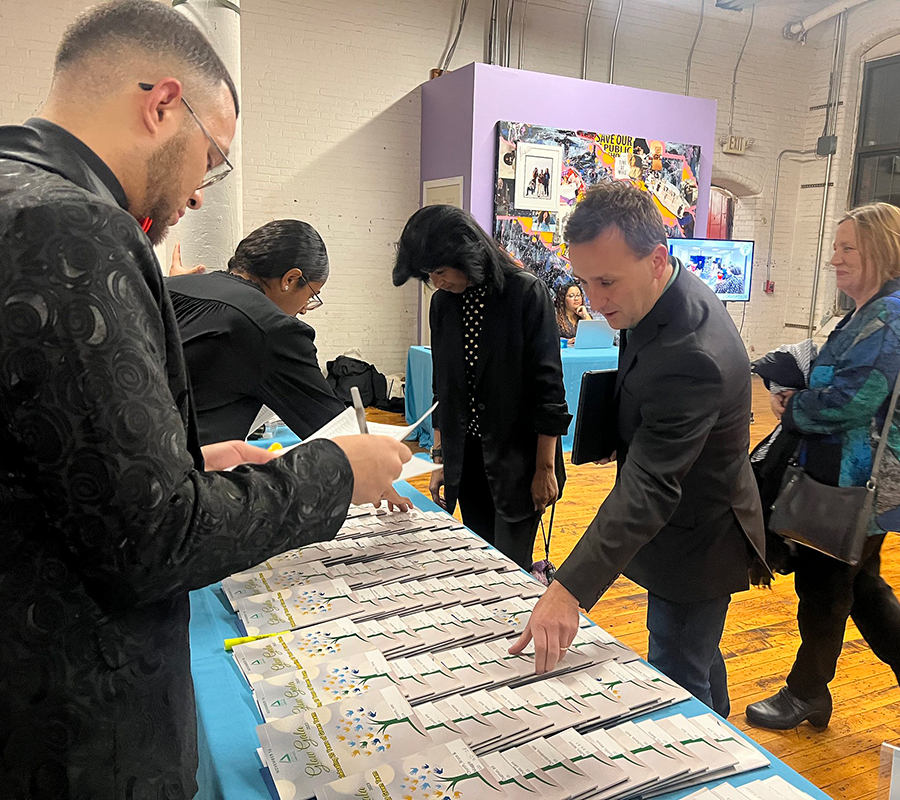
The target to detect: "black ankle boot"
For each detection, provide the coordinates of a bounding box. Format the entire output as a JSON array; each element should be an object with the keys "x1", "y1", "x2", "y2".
[{"x1": 745, "y1": 687, "x2": 832, "y2": 730}]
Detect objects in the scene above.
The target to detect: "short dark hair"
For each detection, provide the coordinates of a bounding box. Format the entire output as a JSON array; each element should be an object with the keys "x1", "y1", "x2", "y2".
[
  {"x1": 228, "y1": 220, "x2": 329, "y2": 284},
  {"x1": 564, "y1": 182, "x2": 667, "y2": 258},
  {"x1": 55, "y1": 0, "x2": 239, "y2": 117},
  {"x1": 393, "y1": 205, "x2": 519, "y2": 292}
]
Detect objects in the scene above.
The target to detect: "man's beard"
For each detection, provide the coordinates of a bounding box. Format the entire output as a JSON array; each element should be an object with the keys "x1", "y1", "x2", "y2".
[{"x1": 142, "y1": 134, "x2": 188, "y2": 246}]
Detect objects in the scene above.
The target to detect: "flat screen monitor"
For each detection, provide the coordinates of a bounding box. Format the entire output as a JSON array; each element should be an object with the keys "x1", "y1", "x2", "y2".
[{"x1": 667, "y1": 238, "x2": 755, "y2": 302}]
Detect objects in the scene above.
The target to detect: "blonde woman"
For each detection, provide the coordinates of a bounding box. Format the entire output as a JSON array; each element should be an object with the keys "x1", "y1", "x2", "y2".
[{"x1": 746, "y1": 203, "x2": 900, "y2": 730}]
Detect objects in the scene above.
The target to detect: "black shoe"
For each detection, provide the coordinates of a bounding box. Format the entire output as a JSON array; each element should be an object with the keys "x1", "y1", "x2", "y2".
[{"x1": 745, "y1": 687, "x2": 832, "y2": 730}]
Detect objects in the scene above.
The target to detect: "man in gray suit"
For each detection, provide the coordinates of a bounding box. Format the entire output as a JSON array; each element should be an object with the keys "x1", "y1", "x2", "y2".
[{"x1": 511, "y1": 182, "x2": 766, "y2": 717}]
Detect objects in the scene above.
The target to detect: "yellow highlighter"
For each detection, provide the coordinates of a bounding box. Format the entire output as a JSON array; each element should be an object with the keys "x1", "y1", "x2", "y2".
[{"x1": 223, "y1": 630, "x2": 288, "y2": 651}]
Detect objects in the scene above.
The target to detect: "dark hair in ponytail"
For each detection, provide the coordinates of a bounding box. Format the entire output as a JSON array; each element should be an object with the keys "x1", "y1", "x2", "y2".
[{"x1": 228, "y1": 220, "x2": 329, "y2": 283}]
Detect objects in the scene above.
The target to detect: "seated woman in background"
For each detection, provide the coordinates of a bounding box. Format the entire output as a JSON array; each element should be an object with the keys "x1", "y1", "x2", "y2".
[
  {"x1": 555, "y1": 279, "x2": 592, "y2": 345},
  {"x1": 168, "y1": 220, "x2": 345, "y2": 446}
]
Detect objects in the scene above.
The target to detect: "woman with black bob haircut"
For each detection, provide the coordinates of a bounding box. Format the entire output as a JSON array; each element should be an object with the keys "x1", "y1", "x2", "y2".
[
  {"x1": 393, "y1": 205, "x2": 571, "y2": 568},
  {"x1": 168, "y1": 219, "x2": 345, "y2": 445}
]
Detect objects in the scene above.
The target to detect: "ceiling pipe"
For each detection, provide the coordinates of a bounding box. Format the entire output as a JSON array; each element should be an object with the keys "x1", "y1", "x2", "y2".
[
  {"x1": 488, "y1": 0, "x2": 499, "y2": 64},
  {"x1": 808, "y1": 12, "x2": 847, "y2": 338},
  {"x1": 517, "y1": 0, "x2": 529, "y2": 69},
  {"x1": 767, "y1": 149, "x2": 816, "y2": 283},
  {"x1": 784, "y1": 0, "x2": 870, "y2": 41},
  {"x1": 505, "y1": 0, "x2": 516, "y2": 66},
  {"x1": 728, "y1": 5, "x2": 755, "y2": 136},
  {"x1": 609, "y1": 0, "x2": 624, "y2": 83},
  {"x1": 440, "y1": 0, "x2": 469, "y2": 72},
  {"x1": 685, "y1": 0, "x2": 705, "y2": 95},
  {"x1": 582, "y1": 0, "x2": 595, "y2": 80}
]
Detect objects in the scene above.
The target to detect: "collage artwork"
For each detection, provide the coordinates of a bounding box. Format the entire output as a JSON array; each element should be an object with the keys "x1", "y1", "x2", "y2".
[{"x1": 494, "y1": 120, "x2": 702, "y2": 291}]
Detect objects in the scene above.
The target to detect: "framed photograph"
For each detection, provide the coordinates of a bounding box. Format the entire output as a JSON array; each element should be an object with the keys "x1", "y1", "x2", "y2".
[
  {"x1": 420, "y1": 176, "x2": 464, "y2": 346},
  {"x1": 514, "y1": 142, "x2": 562, "y2": 212},
  {"x1": 422, "y1": 176, "x2": 464, "y2": 208}
]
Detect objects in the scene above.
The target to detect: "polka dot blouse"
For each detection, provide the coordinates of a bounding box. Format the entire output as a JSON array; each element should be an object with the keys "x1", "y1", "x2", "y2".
[{"x1": 462, "y1": 285, "x2": 487, "y2": 436}]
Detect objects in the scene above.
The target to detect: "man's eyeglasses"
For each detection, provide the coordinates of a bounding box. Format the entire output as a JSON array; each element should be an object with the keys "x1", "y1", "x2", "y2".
[{"x1": 139, "y1": 82, "x2": 233, "y2": 190}]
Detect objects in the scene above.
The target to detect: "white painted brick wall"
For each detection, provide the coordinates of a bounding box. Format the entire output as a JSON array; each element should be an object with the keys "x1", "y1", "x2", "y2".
[{"x1": 1, "y1": 0, "x2": 897, "y2": 369}]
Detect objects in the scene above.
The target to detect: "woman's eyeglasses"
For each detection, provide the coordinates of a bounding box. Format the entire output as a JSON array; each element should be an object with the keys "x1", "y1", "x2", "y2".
[{"x1": 303, "y1": 288, "x2": 324, "y2": 312}]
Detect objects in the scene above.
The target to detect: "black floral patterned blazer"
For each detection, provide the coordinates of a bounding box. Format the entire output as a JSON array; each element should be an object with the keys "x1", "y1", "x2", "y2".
[{"x1": 0, "y1": 119, "x2": 354, "y2": 799}]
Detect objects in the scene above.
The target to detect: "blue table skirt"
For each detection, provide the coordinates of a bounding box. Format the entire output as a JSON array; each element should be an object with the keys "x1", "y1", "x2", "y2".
[
  {"x1": 189, "y1": 483, "x2": 829, "y2": 800},
  {"x1": 405, "y1": 345, "x2": 619, "y2": 452}
]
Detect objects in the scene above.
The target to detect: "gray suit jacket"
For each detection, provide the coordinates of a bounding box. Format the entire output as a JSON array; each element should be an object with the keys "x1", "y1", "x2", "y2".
[{"x1": 556, "y1": 262, "x2": 767, "y2": 606}]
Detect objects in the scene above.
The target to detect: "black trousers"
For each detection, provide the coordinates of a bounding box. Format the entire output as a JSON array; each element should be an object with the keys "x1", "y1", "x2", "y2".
[
  {"x1": 786, "y1": 533, "x2": 900, "y2": 700},
  {"x1": 456, "y1": 434, "x2": 541, "y2": 570}
]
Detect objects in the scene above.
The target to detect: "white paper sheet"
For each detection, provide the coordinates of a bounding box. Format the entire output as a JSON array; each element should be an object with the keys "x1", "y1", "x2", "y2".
[{"x1": 273, "y1": 402, "x2": 439, "y2": 465}]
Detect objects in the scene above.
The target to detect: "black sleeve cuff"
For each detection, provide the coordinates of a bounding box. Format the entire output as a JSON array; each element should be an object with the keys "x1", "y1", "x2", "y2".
[{"x1": 533, "y1": 404, "x2": 573, "y2": 437}]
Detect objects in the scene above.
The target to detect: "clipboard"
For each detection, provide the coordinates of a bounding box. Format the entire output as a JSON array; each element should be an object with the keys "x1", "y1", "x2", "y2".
[{"x1": 571, "y1": 369, "x2": 619, "y2": 466}]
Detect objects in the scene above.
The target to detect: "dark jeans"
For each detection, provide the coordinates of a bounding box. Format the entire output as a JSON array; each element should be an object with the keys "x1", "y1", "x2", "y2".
[
  {"x1": 457, "y1": 434, "x2": 541, "y2": 570},
  {"x1": 787, "y1": 534, "x2": 900, "y2": 700},
  {"x1": 647, "y1": 592, "x2": 732, "y2": 717}
]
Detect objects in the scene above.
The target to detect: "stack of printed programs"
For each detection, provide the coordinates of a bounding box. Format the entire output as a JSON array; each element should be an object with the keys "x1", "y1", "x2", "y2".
[
  {"x1": 683, "y1": 776, "x2": 820, "y2": 800},
  {"x1": 215, "y1": 505, "x2": 777, "y2": 800}
]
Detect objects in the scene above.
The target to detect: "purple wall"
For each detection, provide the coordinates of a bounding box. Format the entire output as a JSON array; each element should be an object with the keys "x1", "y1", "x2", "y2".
[
  {"x1": 420, "y1": 63, "x2": 476, "y2": 212},
  {"x1": 421, "y1": 62, "x2": 717, "y2": 235}
]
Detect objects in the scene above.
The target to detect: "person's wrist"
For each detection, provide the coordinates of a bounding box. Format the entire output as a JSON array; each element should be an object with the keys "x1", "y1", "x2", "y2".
[
  {"x1": 430, "y1": 446, "x2": 443, "y2": 463},
  {"x1": 547, "y1": 578, "x2": 580, "y2": 608}
]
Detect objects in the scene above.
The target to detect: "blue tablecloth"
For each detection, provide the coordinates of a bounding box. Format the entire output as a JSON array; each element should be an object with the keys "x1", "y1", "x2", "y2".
[
  {"x1": 405, "y1": 345, "x2": 619, "y2": 452},
  {"x1": 247, "y1": 429, "x2": 301, "y2": 450},
  {"x1": 189, "y1": 483, "x2": 829, "y2": 800}
]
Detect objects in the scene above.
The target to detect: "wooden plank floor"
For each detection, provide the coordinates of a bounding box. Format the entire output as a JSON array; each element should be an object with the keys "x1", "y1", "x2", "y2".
[{"x1": 382, "y1": 377, "x2": 900, "y2": 798}]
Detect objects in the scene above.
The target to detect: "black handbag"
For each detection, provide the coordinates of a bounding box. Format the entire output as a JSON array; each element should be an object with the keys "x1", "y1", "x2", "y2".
[{"x1": 769, "y1": 365, "x2": 900, "y2": 565}]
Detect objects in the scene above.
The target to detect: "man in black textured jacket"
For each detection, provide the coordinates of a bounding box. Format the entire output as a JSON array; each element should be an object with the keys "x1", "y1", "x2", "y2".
[{"x1": 0, "y1": 2, "x2": 407, "y2": 797}]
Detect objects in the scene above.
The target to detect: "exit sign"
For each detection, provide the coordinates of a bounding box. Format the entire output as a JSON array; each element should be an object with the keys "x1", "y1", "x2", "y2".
[{"x1": 722, "y1": 136, "x2": 748, "y2": 155}]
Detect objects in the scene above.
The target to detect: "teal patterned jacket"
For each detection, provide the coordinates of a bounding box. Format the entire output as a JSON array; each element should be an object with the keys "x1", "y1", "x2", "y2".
[{"x1": 783, "y1": 277, "x2": 900, "y2": 533}]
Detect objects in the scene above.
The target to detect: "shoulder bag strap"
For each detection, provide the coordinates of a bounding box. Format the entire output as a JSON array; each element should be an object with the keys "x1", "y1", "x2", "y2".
[
  {"x1": 539, "y1": 502, "x2": 555, "y2": 562},
  {"x1": 869, "y1": 363, "x2": 900, "y2": 489}
]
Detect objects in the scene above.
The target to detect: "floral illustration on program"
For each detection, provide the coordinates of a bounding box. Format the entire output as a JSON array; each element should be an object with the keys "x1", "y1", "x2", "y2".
[
  {"x1": 297, "y1": 630, "x2": 366, "y2": 659},
  {"x1": 334, "y1": 707, "x2": 425, "y2": 759},
  {"x1": 399, "y1": 760, "x2": 500, "y2": 799},
  {"x1": 321, "y1": 665, "x2": 389, "y2": 700},
  {"x1": 275, "y1": 569, "x2": 313, "y2": 584},
  {"x1": 290, "y1": 588, "x2": 345, "y2": 616}
]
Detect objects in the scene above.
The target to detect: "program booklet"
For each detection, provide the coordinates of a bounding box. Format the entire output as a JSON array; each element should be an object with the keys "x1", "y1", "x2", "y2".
[
  {"x1": 315, "y1": 738, "x2": 508, "y2": 800},
  {"x1": 545, "y1": 729, "x2": 630, "y2": 799},
  {"x1": 235, "y1": 579, "x2": 366, "y2": 636},
  {"x1": 253, "y1": 649, "x2": 398, "y2": 721},
  {"x1": 481, "y1": 750, "x2": 566, "y2": 800},
  {"x1": 494, "y1": 746, "x2": 571, "y2": 800},
  {"x1": 257, "y1": 686, "x2": 432, "y2": 800},
  {"x1": 233, "y1": 619, "x2": 376, "y2": 684}
]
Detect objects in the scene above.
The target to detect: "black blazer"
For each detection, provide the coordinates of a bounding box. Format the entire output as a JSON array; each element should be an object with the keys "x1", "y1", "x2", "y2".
[
  {"x1": 167, "y1": 271, "x2": 345, "y2": 445},
  {"x1": 556, "y1": 262, "x2": 767, "y2": 606},
  {"x1": 431, "y1": 269, "x2": 571, "y2": 522}
]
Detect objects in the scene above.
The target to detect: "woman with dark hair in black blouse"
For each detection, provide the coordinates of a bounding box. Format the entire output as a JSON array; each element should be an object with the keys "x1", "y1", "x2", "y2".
[
  {"x1": 168, "y1": 219, "x2": 345, "y2": 445},
  {"x1": 393, "y1": 205, "x2": 571, "y2": 568}
]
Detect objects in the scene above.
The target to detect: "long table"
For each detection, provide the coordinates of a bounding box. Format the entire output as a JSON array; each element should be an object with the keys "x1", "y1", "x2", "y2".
[
  {"x1": 188, "y1": 483, "x2": 829, "y2": 800},
  {"x1": 405, "y1": 344, "x2": 619, "y2": 451}
]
